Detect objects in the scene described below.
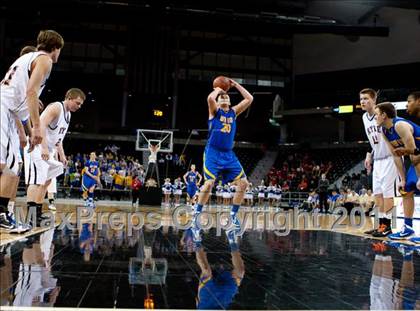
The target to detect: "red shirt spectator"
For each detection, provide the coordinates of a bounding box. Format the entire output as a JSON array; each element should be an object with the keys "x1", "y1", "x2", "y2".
[{"x1": 298, "y1": 178, "x2": 308, "y2": 191}]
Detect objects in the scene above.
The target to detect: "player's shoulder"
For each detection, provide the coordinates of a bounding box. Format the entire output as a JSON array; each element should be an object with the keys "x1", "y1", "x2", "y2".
[
  {"x1": 362, "y1": 111, "x2": 373, "y2": 122},
  {"x1": 43, "y1": 101, "x2": 62, "y2": 115}
]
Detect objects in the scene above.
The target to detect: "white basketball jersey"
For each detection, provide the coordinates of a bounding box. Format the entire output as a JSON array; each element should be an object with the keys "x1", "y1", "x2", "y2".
[
  {"x1": 46, "y1": 102, "x2": 71, "y2": 151},
  {"x1": 1, "y1": 51, "x2": 50, "y2": 120},
  {"x1": 362, "y1": 112, "x2": 391, "y2": 160}
]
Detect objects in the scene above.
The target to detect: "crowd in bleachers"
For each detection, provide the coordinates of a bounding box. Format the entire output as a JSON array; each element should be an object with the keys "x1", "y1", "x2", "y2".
[
  {"x1": 302, "y1": 186, "x2": 375, "y2": 215},
  {"x1": 266, "y1": 152, "x2": 333, "y2": 192}
]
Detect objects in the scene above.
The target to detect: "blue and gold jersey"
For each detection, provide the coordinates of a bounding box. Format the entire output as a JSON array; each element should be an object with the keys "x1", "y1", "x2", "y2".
[
  {"x1": 197, "y1": 271, "x2": 240, "y2": 310},
  {"x1": 383, "y1": 117, "x2": 420, "y2": 149},
  {"x1": 207, "y1": 108, "x2": 236, "y2": 151},
  {"x1": 85, "y1": 160, "x2": 99, "y2": 176},
  {"x1": 186, "y1": 171, "x2": 199, "y2": 187}
]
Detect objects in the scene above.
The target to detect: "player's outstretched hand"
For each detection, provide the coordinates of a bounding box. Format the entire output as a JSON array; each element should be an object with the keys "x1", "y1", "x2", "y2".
[
  {"x1": 229, "y1": 78, "x2": 238, "y2": 88},
  {"x1": 394, "y1": 147, "x2": 414, "y2": 156},
  {"x1": 213, "y1": 87, "x2": 225, "y2": 94}
]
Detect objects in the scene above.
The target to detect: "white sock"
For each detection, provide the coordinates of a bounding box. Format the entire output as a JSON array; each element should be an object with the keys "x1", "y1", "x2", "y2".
[{"x1": 7, "y1": 201, "x2": 15, "y2": 215}]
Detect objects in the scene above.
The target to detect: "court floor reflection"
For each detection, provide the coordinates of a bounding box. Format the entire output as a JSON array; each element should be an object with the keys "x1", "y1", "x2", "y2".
[{"x1": 1, "y1": 224, "x2": 420, "y2": 309}]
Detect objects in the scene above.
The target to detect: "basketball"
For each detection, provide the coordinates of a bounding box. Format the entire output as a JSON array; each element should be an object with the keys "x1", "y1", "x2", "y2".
[{"x1": 213, "y1": 76, "x2": 231, "y2": 92}]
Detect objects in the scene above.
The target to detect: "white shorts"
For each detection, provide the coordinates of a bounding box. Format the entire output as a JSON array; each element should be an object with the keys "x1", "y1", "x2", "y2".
[
  {"x1": 0, "y1": 104, "x2": 19, "y2": 175},
  {"x1": 174, "y1": 190, "x2": 182, "y2": 196},
  {"x1": 268, "y1": 193, "x2": 275, "y2": 199},
  {"x1": 372, "y1": 157, "x2": 398, "y2": 198},
  {"x1": 47, "y1": 177, "x2": 57, "y2": 193},
  {"x1": 24, "y1": 145, "x2": 64, "y2": 185},
  {"x1": 258, "y1": 193, "x2": 265, "y2": 199},
  {"x1": 222, "y1": 192, "x2": 230, "y2": 199},
  {"x1": 370, "y1": 274, "x2": 398, "y2": 310},
  {"x1": 245, "y1": 193, "x2": 253, "y2": 200}
]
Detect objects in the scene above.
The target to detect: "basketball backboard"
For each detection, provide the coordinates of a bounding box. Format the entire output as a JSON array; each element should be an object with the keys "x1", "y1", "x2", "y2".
[{"x1": 136, "y1": 129, "x2": 173, "y2": 153}]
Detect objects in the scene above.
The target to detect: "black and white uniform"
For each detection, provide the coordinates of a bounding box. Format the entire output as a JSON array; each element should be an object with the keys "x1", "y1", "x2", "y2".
[
  {"x1": 363, "y1": 112, "x2": 397, "y2": 198},
  {"x1": 172, "y1": 181, "x2": 184, "y2": 196},
  {"x1": 275, "y1": 186, "x2": 282, "y2": 201},
  {"x1": 1, "y1": 51, "x2": 49, "y2": 171},
  {"x1": 13, "y1": 228, "x2": 57, "y2": 307},
  {"x1": 244, "y1": 187, "x2": 254, "y2": 200},
  {"x1": 24, "y1": 102, "x2": 69, "y2": 185},
  {"x1": 257, "y1": 185, "x2": 266, "y2": 199},
  {"x1": 369, "y1": 256, "x2": 399, "y2": 310},
  {"x1": 162, "y1": 181, "x2": 172, "y2": 195},
  {"x1": 267, "y1": 185, "x2": 276, "y2": 199},
  {"x1": 215, "y1": 184, "x2": 223, "y2": 198},
  {"x1": 222, "y1": 184, "x2": 231, "y2": 199}
]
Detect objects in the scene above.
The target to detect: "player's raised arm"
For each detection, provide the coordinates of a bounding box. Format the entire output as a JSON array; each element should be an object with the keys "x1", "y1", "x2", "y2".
[
  {"x1": 207, "y1": 87, "x2": 224, "y2": 118},
  {"x1": 231, "y1": 79, "x2": 253, "y2": 117},
  {"x1": 27, "y1": 55, "x2": 53, "y2": 145}
]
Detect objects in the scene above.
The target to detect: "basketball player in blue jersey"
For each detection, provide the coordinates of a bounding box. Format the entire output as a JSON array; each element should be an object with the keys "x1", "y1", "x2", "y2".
[
  {"x1": 375, "y1": 102, "x2": 420, "y2": 243},
  {"x1": 194, "y1": 231, "x2": 244, "y2": 310},
  {"x1": 81, "y1": 152, "x2": 101, "y2": 208},
  {"x1": 393, "y1": 92, "x2": 420, "y2": 156},
  {"x1": 183, "y1": 164, "x2": 202, "y2": 205},
  {"x1": 192, "y1": 78, "x2": 253, "y2": 243}
]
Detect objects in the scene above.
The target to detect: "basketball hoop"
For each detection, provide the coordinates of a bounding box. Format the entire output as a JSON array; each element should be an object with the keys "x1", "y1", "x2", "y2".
[{"x1": 136, "y1": 129, "x2": 173, "y2": 153}]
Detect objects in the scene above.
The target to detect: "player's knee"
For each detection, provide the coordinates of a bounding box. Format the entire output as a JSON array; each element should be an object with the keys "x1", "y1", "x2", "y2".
[
  {"x1": 238, "y1": 178, "x2": 248, "y2": 191},
  {"x1": 204, "y1": 179, "x2": 215, "y2": 189}
]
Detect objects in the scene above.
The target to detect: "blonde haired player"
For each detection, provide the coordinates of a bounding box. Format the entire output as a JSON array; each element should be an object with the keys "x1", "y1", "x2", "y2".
[
  {"x1": 191, "y1": 78, "x2": 253, "y2": 244},
  {"x1": 0, "y1": 30, "x2": 64, "y2": 230},
  {"x1": 360, "y1": 88, "x2": 397, "y2": 237},
  {"x1": 24, "y1": 88, "x2": 85, "y2": 225}
]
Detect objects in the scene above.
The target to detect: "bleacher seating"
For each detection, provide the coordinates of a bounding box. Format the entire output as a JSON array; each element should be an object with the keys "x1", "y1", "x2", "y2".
[{"x1": 269, "y1": 147, "x2": 368, "y2": 191}]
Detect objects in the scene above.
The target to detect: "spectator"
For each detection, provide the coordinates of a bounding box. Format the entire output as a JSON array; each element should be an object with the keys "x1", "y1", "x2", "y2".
[
  {"x1": 328, "y1": 189, "x2": 340, "y2": 212},
  {"x1": 131, "y1": 174, "x2": 142, "y2": 207},
  {"x1": 344, "y1": 188, "x2": 359, "y2": 214},
  {"x1": 165, "y1": 153, "x2": 173, "y2": 163},
  {"x1": 179, "y1": 154, "x2": 186, "y2": 168},
  {"x1": 359, "y1": 189, "x2": 375, "y2": 214},
  {"x1": 113, "y1": 170, "x2": 125, "y2": 200},
  {"x1": 298, "y1": 178, "x2": 308, "y2": 192},
  {"x1": 173, "y1": 153, "x2": 180, "y2": 166},
  {"x1": 281, "y1": 181, "x2": 290, "y2": 192},
  {"x1": 125, "y1": 172, "x2": 133, "y2": 190},
  {"x1": 104, "y1": 169, "x2": 114, "y2": 189},
  {"x1": 317, "y1": 173, "x2": 330, "y2": 213},
  {"x1": 303, "y1": 190, "x2": 318, "y2": 212}
]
